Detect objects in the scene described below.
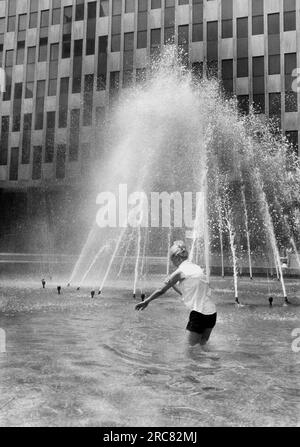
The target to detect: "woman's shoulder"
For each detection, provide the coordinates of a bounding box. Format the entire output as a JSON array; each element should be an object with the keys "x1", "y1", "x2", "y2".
[{"x1": 179, "y1": 260, "x2": 203, "y2": 274}]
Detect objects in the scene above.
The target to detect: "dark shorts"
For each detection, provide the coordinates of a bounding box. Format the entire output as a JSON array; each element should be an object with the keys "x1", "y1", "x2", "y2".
[{"x1": 186, "y1": 311, "x2": 217, "y2": 335}]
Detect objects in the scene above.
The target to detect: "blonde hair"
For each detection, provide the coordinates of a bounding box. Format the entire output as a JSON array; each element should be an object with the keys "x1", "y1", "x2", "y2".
[{"x1": 170, "y1": 240, "x2": 189, "y2": 260}]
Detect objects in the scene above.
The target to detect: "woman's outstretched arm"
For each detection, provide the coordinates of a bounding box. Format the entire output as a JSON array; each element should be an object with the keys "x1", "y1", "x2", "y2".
[{"x1": 135, "y1": 271, "x2": 182, "y2": 311}]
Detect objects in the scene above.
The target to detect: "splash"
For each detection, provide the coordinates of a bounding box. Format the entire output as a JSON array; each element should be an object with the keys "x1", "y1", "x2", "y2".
[{"x1": 69, "y1": 45, "x2": 300, "y2": 304}]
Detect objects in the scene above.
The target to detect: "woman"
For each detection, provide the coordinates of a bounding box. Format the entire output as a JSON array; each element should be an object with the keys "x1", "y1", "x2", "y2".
[{"x1": 135, "y1": 241, "x2": 217, "y2": 346}]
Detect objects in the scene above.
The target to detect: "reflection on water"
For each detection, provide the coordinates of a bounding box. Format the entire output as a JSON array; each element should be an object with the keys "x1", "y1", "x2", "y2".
[{"x1": 0, "y1": 279, "x2": 300, "y2": 427}]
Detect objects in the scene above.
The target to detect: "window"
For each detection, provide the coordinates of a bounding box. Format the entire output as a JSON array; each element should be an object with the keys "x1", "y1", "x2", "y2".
[
  {"x1": 253, "y1": 56, "x2": 265, "y2": 94},
  {"x1": 0, "y1": 116, "x2": 9, "y2": 165},
  {"x1": 100, "y1": 0, "x2": 109, "y2": 17},
  {"x1": 16, "y1": 41, "x2": 25, "y2": 65},
  {"x1": 237, "y1": 58, "x2": 248, "y2": 78},
  {"x1": 269, "y1": 92, "x2": 281, "y2": 116},
  {"x1": 268, "y1": 13, "x2": 280, "y2": 35},
  {"x1": 178, "y1": 25, "x2": 188, "y2": 46},
  {"x1": 45, "y1": 111, "x2": 55, "y2": 163},
  {"x1": 0, "y1": 17, "x2": 5, "y2": 35},
  {"x1": 32, "y1": 146, "x2": 42, "y2": 180},
  {"x1": 222, "y1": 59, "x2": 233, "y2": 94},
  {"x1": 285, "y1": 53, "x2": 297, "y2": 112},
  {"x1": 164, "y1": 27, "x2": 174, "y2": 44},
  {"x1": 29, "y1": 0, "x2": 38, "y2": 28},
  {"x1": 5, "y1": 49, "x2": 14, "y2": 67},
  {"x1": 62, "y1": 34, "x2": 71, "y2": 58},
  {"x1": 9, "y1": 147, "x2": 19, "y2": 181},
  {"x1": 41, "y1": 10, "x2": 49, "y2": 28},
  {"x1": 137, "y1": 30, "x2": 147, "y2": 49},
  {"x1": 76, "y1": 0, "x2": 85, "y2": 21},
  {"x1": 284, "y1": 11, "x2": 296, "y2": 32},
  {"x1": 97, "y1": 35, "x2": 108, "y2": 91},
  {"x1": 222, "y1": 19, "x2": 232, "y2": 39},
  {"x1": 69, "y1": 109, "x2": 80, "y2": 161},
  {"x1": 29, "y1": 12, "x2": 38, "y2": 28},
  {"x1": 22, "y1": 114, "x2": 32, "y2": 164},
  {"x1": 126, "y1": 0, "x2": 135, "y2": 13},
  {"x1": 192, "y1": 23, "x2": 203, "y2": 42},
  {"x1": 113, "y1": 0, "x2": 122, "y2": 15},
  {"x1": 27, "y1": 46, "x2": 36, "y2": 64},
  {"x1": 109, "y1": 71, "x2": 119, "y2": 98},
  {"x1": 139, "y1": 0, "x2": 148, "y2": 11},
  {"x1": 46, "y1": 112, "x2": 55, "y2": 129},
  {"x1": 237, "y1": 17, "x2": 248, "y2": 38},
  {"x1": 207, "y1": 21, "x2": 218, "y2": 41},
  {"x1": 48, "y1": 43, "x2": 59, "y2": 96},
  {"x1": 83, "y1": 74, "x2": 94, "y2": 125},
  {"x1": 253, "y1": 56, "x2": 264, "y2": 77},
  {"x1": 252, "y1": 0, "x2": 264, "y2": 35},
  {"x1": 72, "y1": 39, "x2": 83, "y2": 93},
  {"x1": 151, "y1": 28, "x2": 161, "y2": 56},
  {"x1": 252, "y1": 15, "x2": 264, "y2": 35},
  {"x1": 7, "y1": 16, "x2": 16, "y2": 32},
  {"x1": 253, "y1": 94, "x2": 265, "y2": 114},
  {"x1": 52, "y1": 5, "x2": 61, "y2": 25},
  {"x1": 151, "y1": 0, "x2": 161, "y2": 8},
  {"x1": 18, "y1": 14, "x2": 27, "y2": 31},
  {"x1": 86, "y1": 2, "x2": 96, "y2": 55},
  {"x1": 38, "y1": 37, "x2": 48, "y2": 62},
  {"x1": 25, "y1": 46, "x2": 36, "y2": 98},
  {"x1": 63, "y1": 6, "x2": 72, "y2": 23},
  {"x1": 269, "y1": 54, "x2": 280, "y2": 75},
  {"x1": 111, "y1": 7, "x2": 121, "y2": 52},
  {"x1": 192, "y1": 62, "x2": 203, "y2": 80},
  {"x1": 12, "y1": 83, "x2": 22, "y2": 131},
  {"x1": 285, "y1": 131, "x2": 298, "y2": 156},
  {"x1": 56, "y1": 144, "x2": 66, "y2": 179},
  {"x1": 59, "y1": 77, "x2": 69, "y2": 128},
  {"x1": 285, "y1": 91, "x2": 297, "y2": 112},
  {"x1": 124, "y1": 32, "x2": 134, "y2": 72},
  {"x1": 35, "y1": 80, "x2": 46, "y2": 130},
  {"x1": 237, "y1": 95, "x2": 249, "y2": 115},
  {"x1": 222, "y1": 59, "x2": 233, "y2": 79}
]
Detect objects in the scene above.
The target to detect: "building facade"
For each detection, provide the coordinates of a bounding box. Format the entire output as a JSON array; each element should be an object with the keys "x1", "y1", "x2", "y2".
[{"x1": 0, "y1": 0, "x2": 299, "y2": 191}]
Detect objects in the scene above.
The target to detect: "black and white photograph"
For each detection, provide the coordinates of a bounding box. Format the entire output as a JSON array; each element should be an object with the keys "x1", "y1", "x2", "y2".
[{"x1": 0, "y1": 0, "x2": 300, "y2": 432}]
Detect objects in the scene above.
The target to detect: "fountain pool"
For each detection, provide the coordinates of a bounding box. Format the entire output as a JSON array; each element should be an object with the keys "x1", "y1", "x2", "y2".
[{"x1": 0, "y1": 277, "x2": 300, "y2": 427}]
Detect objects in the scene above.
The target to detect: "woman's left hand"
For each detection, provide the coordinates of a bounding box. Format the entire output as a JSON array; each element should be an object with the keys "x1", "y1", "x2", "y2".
[{"x1": 135, "y1": 301, "x2": 149, "y2": 311}]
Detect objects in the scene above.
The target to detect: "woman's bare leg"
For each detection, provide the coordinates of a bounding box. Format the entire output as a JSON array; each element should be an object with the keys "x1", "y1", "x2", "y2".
[
  {"x1": 200, "y1": 328, "x2": 213, "y2": 345},
  {"x1": 187, "y1": 330, "x2": 203, "y2": 346}
]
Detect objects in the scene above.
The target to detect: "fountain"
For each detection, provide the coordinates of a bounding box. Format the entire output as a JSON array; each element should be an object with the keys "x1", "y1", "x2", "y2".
[{"x1": 68, "y1": 46, "x2": 300, "y2": 304}]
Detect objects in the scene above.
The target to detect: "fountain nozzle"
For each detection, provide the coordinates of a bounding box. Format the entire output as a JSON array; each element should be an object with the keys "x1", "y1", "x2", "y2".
[
  {"x1": 91, "y1": 290, "x2": 95, "y2": 299},
  {"x1": 98, "y1": 290, "x2": 102, "y2": 295},
  {"x1": 141, "y1": 293, "x2": 145, "y2": 301},
  {"x1": 235, "y1": 297, "x2": 240, "y2": 305},
  {"x1": 57, "y1": 286, "x2": 61, "y2": 295},
  {"x1": 133, "y1": 293, "x2": 136, "y2": 299},
  {"x1": 41, "y1": 279, "x2": 46, "y2": 289},
  {"x1": 269, "y1": 296, "x2": 273, "y2": 307},
  {"x1": 284, "y1": 296, "x2": 290, "y2": 305}
]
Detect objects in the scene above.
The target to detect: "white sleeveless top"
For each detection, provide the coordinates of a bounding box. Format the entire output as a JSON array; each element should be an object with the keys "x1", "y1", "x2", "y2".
[{"x1": 175, "y1": 260, "x2": 216, "y2": 315}]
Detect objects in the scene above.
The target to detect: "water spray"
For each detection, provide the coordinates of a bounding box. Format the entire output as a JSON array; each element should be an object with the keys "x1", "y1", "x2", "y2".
[
  {"x1": 68, "y1": 224, "x2": 98, "y2": 286},
  {"x1": 241, "y1": 184, "x2": 253, "y2": 280}
]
